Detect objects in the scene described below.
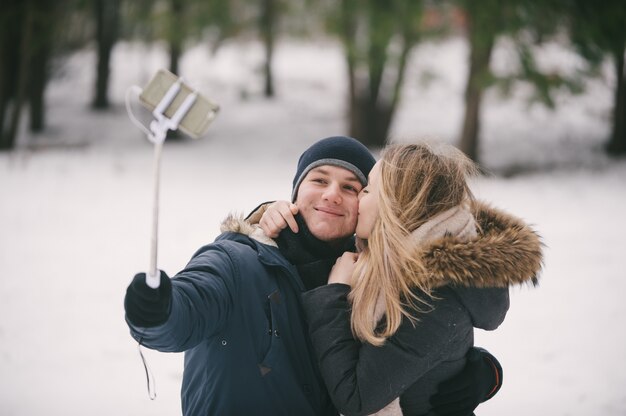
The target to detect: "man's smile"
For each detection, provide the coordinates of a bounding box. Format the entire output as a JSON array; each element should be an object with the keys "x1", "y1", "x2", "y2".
[{"x1": 315, "y1": 206, "x2": 343, "y2": 216}]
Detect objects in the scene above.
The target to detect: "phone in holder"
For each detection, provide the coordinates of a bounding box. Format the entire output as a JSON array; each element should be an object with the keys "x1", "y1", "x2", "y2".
[{"x1": 139, "y1": 69, "x2": 219, "y2": 139}]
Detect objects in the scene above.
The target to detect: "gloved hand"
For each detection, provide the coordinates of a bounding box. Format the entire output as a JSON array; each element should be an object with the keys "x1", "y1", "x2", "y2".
[
  {"x1": 430, "y1": 347, "x2": 503, "y2": 416},
  {"x1": 124, "y1": 270, "x2": 172, "y2": 327}
]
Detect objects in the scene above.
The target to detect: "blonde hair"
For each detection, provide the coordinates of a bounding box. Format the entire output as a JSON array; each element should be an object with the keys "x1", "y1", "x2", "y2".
[{"x1": 349, "y1": 142, "x2": 478, "y2": 346}]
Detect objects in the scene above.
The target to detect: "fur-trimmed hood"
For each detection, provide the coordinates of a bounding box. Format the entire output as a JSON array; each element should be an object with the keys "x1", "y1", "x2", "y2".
[
  {"x1": 420, "y1": 199, "x2": 543, "y2": 289},
  {"x1": 220, "y1": 212, "x2": 277, "y2": 247},
  {"x1": 418, "y1": 200, "x2": 543, "y2": 332}
]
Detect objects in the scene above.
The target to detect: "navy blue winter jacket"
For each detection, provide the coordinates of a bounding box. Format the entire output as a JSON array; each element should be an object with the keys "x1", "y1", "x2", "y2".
[{"x1": 126, "y1": 218, "x2": 336, "y2": 416}]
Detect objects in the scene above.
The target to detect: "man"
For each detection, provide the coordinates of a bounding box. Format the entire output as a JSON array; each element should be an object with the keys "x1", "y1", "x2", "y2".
[{"x1": 124, "y1": 136, "x2": 501, "y2": 415}]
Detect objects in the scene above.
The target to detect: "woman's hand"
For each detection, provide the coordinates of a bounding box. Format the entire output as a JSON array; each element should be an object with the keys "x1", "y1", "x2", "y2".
[
  {"x1": 259, "y1": 201, "x2": 299, "y2": 238},
  {"x1": 328, "y1": 252, "x2": 359, "y2": 286}
]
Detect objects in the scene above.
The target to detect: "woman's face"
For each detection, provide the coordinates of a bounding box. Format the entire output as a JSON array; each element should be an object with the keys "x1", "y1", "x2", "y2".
[{"x1": 356, "y1": 160, "x2": 381, "y2": 239}]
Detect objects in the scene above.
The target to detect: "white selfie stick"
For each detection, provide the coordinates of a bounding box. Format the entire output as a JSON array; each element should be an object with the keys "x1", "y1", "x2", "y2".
[
  {"x1": 125, "y1": 70, "x2": 219, "y2": 289},
  {"x1": 145, "y1": 79, "x2": 197, "y2": 288}
]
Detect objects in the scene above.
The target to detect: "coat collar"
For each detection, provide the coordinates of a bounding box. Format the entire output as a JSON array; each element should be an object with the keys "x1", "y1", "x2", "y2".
[
  {"x1": 220, "y1": 213, "x2": 352, "y2": 291},
  {"x1": 218, "y1": 214, "x2": 294, "y2": 271}
]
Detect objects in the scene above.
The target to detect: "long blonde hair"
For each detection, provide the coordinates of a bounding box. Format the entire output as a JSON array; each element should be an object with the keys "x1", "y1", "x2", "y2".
[{"x1": 349, "y1": 142, "x2": 478, "y2": 346}]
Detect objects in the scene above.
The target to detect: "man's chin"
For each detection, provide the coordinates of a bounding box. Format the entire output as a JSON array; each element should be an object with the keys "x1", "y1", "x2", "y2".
[{"x1": 309, "y1": 226, "x2": 353, "y2": 243}]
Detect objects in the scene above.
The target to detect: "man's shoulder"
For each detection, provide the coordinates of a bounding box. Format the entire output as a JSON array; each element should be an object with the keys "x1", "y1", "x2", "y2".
[
  {"x1": 192, "y1": 231, "x2": 282, "y2": 264},
  {"x1": 189, "y1": 232, "x2": 260, "y2": 260},
  {"x1": 216, "y1": 230, "x2": 259, "y2": 248}
]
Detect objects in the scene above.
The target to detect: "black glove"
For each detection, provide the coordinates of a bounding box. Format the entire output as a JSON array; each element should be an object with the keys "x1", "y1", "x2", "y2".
[
  {"x1": 124, "y1": 270, "x2": 172, "y2": 327},
  {"x1": 429, "y1": 347, "x2": 503, "y2": 416}
]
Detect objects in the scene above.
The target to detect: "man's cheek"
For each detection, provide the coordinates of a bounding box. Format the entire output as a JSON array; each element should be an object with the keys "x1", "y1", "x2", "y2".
[{"x1": 344, "y1": 216, "x2": 358, "y2": 232}]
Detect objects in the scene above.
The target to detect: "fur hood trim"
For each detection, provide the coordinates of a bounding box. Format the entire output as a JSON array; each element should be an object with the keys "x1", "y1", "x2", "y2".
[
  {"x1": 220, "y1": 213, "x2": 277, "y2": 247},
  {"x1": 421, "y1": 200, "x2": 544, "y2": 288}
]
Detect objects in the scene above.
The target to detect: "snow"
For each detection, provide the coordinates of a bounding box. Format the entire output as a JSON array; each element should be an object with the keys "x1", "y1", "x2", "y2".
[{"x1": 1, "y1": 37, "x2": 625, "y2": 415}]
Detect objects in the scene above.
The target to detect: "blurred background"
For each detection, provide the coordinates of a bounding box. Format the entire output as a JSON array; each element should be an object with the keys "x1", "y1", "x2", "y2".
[
  {"x1": 1, "y1": 0, "x2": 625, "y2": 159},
  {"x1": 0, "y1": 0, "x2": 625, "y2": 415}
]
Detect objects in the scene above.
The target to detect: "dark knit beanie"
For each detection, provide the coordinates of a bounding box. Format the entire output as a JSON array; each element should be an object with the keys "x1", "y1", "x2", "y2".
[{"x1": 292, "y1": 136, "x2": 376, "y2": 201}]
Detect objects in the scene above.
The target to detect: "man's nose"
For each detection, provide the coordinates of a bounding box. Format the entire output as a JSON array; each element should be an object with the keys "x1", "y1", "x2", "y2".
[{"x1": 322, "y1": 183, "x2": 342, "y2": 204}]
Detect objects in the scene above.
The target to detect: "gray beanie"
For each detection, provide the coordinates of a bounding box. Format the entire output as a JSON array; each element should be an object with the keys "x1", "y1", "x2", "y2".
[{"x1": 292, "y1": 136, "x2": 376, "y2": 201}]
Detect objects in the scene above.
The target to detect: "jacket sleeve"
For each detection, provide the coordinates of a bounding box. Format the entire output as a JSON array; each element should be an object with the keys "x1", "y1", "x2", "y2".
[
  {"x1": 127, "y1": 242, "x2": 237, "y2": 352},
  {"x1": 302, "y1": 284, "x2": 464, "y2": 416}
]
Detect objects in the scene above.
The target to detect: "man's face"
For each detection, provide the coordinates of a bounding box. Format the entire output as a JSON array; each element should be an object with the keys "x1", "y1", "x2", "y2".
[{"x1": 295, "y1": 165, "x2": 363, "y2": 243}]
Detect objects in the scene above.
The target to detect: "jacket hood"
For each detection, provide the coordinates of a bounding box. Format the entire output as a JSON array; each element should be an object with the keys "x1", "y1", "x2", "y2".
[
  {"x1": 420, "y1": 200, "x2": 544, "y2": 289},
  {"x1": 420, "y1": 200, "x2": 543, "y2": 330},
  {"x1": 448, "y1": 286, "x2": 510, "y2": 330}
]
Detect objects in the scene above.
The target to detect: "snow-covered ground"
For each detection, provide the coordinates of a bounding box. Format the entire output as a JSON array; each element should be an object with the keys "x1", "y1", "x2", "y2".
[{"x1": 1, "y1": 37, "x2": 625, "y2": 415}]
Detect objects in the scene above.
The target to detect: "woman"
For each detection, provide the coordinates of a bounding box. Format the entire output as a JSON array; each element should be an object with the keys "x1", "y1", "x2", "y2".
[{"x1": 260, "y1": 143, "x2": 543, "y2": 415}]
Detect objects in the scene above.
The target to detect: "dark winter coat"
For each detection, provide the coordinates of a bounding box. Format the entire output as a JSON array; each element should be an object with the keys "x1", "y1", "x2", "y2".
[
  {"x1": 126, "y1": 216, "x2": 336, "y2": 416},
  {"x1": 301, "y1": 201, "x2": 543, "y2": 416}
]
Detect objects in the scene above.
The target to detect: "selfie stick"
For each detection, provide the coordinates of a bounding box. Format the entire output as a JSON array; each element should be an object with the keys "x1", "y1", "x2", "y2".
[
  {"x1": 125, "y1": 72, "x2": 219, "y2": 289},
  {"x1": 147, "y1": 80, "x2": 198, "y2": 288}
]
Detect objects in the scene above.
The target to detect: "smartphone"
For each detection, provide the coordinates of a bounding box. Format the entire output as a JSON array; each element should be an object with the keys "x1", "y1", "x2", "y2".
[{"x1": 139, "y1": 69, "x2": 219, "y2": 139}]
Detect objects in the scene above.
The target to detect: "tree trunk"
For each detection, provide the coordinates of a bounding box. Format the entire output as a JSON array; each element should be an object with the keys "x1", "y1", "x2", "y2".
[
  {"x1": 0, "y1": 23, "x2": 8, "y2": 143},
  {"x1": 261, "y1": 0, "x2": 275, "y2": 97},
  {"x1": 92, "y1": 0, "x2": 119, "y2": 109},
  {"x1": 349, "y1": 95, "x2": 370, "y2": 145},
  {"x1": 458, "y1": 12, "x2": 495, "y2": 163},
  {"x1": 29, "y1": 45, "x2": 48, "y2": 132},
  {"x1": 168, "y1": 0, "x2": 183, "y2": 75},
  {"x1": 341, "y1": 2, "x2": 359, "y2": 140},
  {"x1": 375, "y1": 37, "x2": 413, "y2": 148},
  {"x1": 348, "y1": 90, "x2": 394, "y2": 148},
  {"x1": 607, "y1": 46, "x2": 626, "y2": 155},
  {"x1": 1, "y1": 2, "x2": 33, "y2": 150},
  {"x1": 28, "y1": 0, "x2": 55, "y2": 133},
  {"x1": 459, "y1": 85, "x2": 481, "y2": 162},
  {"x1": 358, "y1": 59, "x2": 386, "y2": 146},
  {"x1": 345, "y1": 10, "x2": 384, "y2": 147},
  {"x1": 349, "y1": 42, "x2": 412, "y2": 148},
  {"x1": 0, "y1": 1, "x2": 21, "y2": 149},
  {"x1": 169, "y1": 43, "x2": 181, "y2": 76}
]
